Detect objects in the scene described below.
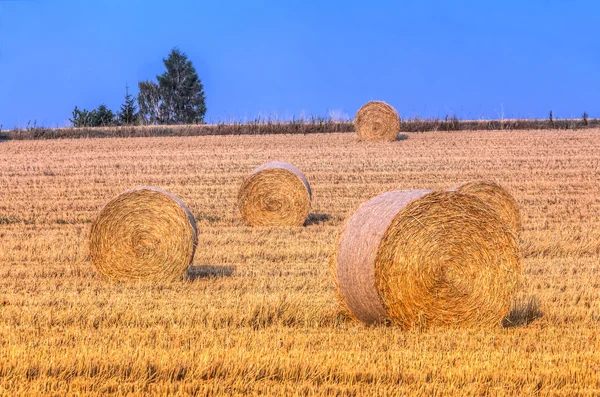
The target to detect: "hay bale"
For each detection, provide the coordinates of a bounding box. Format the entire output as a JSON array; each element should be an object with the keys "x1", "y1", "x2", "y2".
[
  {"x1": 452, "y1": 181, "x2": 521, "y2": 233},
  {"x1": 354, "y1": 101, "x2": 400, "y2": 142},
  {"x1": 238, "y1": 161, "x2": 311, "y2": 226},
  {"x1": 332, "y1": 190, "x2": 521, "y2": 328},
  {"x1": 89, "y1": 187, "x2": 197, "y2": 282}
]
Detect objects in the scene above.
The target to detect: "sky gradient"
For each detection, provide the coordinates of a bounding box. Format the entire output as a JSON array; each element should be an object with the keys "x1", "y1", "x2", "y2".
[{"x1": 1, "y1": 0, "x2": 599, "y2": 128}]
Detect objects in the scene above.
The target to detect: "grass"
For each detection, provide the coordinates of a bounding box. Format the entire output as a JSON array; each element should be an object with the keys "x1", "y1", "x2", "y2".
[
  {"x1": 2, "y1": 115, "x2": 599, "y2": 140},
  {"x1": 400, "y1": 115, "x2": 600, "y2": 132},
  {"x1": 4, "y1": 117, "x2": 354, "y2": 140},
  {"x1": 1, "y1": 130, "x2": 600, "y2": 395}
]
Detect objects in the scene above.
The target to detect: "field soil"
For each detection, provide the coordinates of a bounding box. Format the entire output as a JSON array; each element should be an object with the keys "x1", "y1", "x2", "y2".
[{"x1": 1, "y1": 130, "x2": 600, "y2": 396}]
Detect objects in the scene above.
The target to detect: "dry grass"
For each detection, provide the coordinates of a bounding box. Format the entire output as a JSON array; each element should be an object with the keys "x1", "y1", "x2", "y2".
[
  {"x1": 1, "y1": 130, "x2": 600, "y2": 395},
  {"x1": 4, "y1": 117, "x2": 599, "y2": 142}
]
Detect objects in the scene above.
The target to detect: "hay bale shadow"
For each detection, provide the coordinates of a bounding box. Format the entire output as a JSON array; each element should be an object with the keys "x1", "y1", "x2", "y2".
[
  {"x1": 186, "y1": 265, "x2": 235, "y2": 280},
  {"x1": 305, "y1": 213, "x2": 331, "y2": 226},
  {"x1": 395, "y1": 134, "x2": 409, "y2": 141},
  {"x1": 194, "y1": 213, "x2": 221, "y2": 224},
  {"x1": 502, "y1": 296, "x2": 543, "y2": 328}
]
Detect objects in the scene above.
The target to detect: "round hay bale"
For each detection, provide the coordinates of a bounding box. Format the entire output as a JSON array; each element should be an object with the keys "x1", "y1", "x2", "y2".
[
  {"x1": 238, "y1": 161, "x2": 311, "y2": 227},
  {"x1": 90, "y1": 187, "x2": 198, "y2": 282},
  {"x1": 332, "y1": 190, "x2": 521, "y2": 328},
  {"x1": 452, "y1": 181, "x2": 521, "y2": 233},
  {"x1": 354, "y1": 101, "x2": 400, "y2": 142}
]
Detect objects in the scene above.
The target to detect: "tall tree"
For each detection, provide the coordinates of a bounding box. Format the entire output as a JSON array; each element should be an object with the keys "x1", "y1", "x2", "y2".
[
  {"x1": 157, "y1": 48, "x2": 206, "y2": 124},
  {"x1": 118, "y1": 85, "x2": 138, "y2": 125},
  {"x1": 138, "y1": 80, "x2": 162, "y2": 125},
  {"x1": 137, "y1": 48, "x2": 206, "y2": 125}
]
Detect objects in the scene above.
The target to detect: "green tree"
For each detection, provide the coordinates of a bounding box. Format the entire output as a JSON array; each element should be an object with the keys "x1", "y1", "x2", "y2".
[
  {"x1": 69, "y1": 106, "x2": 93, "y2": 127},
  {"x1": 158, "y1": 48, "x2": 206, "y2": 124},
  {"x1": 138, "y1": 48, "x2": 206, "y2": 125},
  {"x1": 70, "y1": 105, "x2": 116, "y2": 127},
  {"x1": 92, "y1": 104, "x2": 116, "y2": 127},
  {"x1": 118, "y1": 85, "x2": 138, "y2": 125}
]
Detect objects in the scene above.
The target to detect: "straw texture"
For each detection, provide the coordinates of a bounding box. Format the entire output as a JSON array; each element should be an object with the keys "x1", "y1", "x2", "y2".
[
  {"x1": 333, "y1": 190, "x2": 521, "y2": 328},
  {"x1": 452, "y1": 181, "x2": 522, "y2": 233},
  {"x1": 238, "y1": 161, "x2": 311, "y2": 226},
  {"x1": 354, "y1": 101, "x2": 400, "y2": 142},
  {"x1": 89, "y1": 187, "x2": 198, "y2": 282},
  {"x1": 334, "y1": 190, "x2": 431, "y2": 324}
]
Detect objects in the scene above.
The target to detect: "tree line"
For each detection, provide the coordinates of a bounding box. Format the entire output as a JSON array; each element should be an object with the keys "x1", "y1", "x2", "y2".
[{"x1": 70, "y1": 48, "x2": 206, "y2": 127}]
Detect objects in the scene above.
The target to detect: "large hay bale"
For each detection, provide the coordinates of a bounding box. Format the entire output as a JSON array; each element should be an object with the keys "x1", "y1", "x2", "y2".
[
  {"x1": 89, "y1": 187, "x2": 198, "y2": 282},
  {"x1": 452, "y1": 181, "x2": 521, "y2": 233},
  {"x1": 332, "y1": 190, "x2": 521, "y2": 328},
  {"x1": 238, "y1": 161, "x2": 311, "y2": 226},
  {"x1": 354, "y1": 101, "x2": 400, "y2": 142}
]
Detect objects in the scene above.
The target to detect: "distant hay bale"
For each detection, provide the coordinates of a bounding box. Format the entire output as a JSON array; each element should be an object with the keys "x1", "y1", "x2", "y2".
[
  {"x1": 452, "y1": 181, "x2": 522, "y2": 233},
  {"x1": 89, "y1": 187, "x2": 198, "y2": 282},
  {"x1": 238, "y1": 161, "x2": 311, "y2": 226},
  {"x1": 354, "y1": 101, "x2": 400, "y2": 142},
  {"x1": 332, "y1": 190, "x2": 521, "y2": 328}
]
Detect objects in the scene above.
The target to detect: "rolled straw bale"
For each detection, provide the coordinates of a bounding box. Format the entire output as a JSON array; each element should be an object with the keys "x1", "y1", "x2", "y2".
[
  {"x1": 332, "y1": 190, "x2": 521, "y2": 328},
  {"x1": 90, "y1": 187, "x2": 198, "y2": 282},
  {"x1": 354, "y1": 101, "x2": 400, "y2": 142},
  {"x1": 238, "y1": 161, "x2": 311, "y2": 226},
  {"x1": 452, "y1": 181, "x2": 521, "y2": 233}
]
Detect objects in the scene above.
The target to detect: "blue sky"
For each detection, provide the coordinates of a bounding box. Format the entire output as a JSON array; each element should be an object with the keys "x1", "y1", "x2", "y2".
[{"x1": 0, "y1": 0, "x2": 598, "y2": 127}]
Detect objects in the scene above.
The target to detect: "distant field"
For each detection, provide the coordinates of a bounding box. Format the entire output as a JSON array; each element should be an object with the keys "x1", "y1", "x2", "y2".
[
  {"x1": 1, "y1": 117, "x2": 598, "y2": 140},
  {"x1": 1, "y1": 130, "x2": 600, "y2": 395}
]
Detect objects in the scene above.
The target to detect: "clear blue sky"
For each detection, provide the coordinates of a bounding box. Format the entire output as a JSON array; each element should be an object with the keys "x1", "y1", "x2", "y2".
[{"x1": 0, "y1": 0, "x2": 598, "y2": 127}]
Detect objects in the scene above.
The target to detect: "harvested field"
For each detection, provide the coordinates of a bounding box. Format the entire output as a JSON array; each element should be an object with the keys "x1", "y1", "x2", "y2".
[{"x1": 1, "y1": 130, "x2": 600, "y2": 395}]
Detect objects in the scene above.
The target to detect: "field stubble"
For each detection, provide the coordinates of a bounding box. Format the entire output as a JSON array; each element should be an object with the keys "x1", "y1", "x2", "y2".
[{"x1": 1, "y1": 130, "x2": 600, "y2": 395}]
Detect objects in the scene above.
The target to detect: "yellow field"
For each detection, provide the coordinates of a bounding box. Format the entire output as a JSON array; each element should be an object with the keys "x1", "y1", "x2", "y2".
[{"x1": 1, "y1": 130, "x2": 600, "y2": 396}]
